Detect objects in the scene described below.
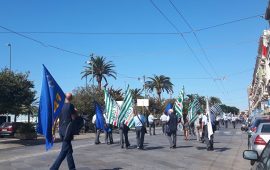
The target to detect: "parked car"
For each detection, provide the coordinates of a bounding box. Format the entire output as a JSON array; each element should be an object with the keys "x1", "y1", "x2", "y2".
[
  {"x1": 0, "y1": 122, "x2": 24, "y2": 137},
  {"x1": 243, "y1": 140, "x2": 270, "y2": 170},
  {"x1": 250, "y1": 123, "x2": 270, "y2": 155},
  {"x1": 247, "y1": 116, "x2": 270, "y2": 149}
]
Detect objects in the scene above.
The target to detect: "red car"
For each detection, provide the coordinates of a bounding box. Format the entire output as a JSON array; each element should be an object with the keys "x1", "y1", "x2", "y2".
[{"x1": 0, "y1": 122, "x2": 23, "y2": 137}]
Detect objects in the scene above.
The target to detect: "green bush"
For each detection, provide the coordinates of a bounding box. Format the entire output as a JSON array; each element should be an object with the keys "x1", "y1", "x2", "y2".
[{"x1": 15, "y1": 123, "x2": 36, "y2": 133}]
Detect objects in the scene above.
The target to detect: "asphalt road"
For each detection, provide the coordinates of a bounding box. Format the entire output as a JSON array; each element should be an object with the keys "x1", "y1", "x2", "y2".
[{"x1": 0, "y1": 124, "x2": 250, "y2": 170}]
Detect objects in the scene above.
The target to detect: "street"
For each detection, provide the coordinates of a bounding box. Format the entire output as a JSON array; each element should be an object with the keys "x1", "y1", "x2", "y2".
[{"x1": 0, "y1": 124, "x2": 249, "y2": 170}]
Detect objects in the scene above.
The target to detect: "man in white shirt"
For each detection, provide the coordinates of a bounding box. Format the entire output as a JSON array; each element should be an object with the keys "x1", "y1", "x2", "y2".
[
  {"x1": 133, "y1": 110, "x2": 146, "y2": 150},
  {"x1": 148, "y1": 113, "x2": 156, "y2": 135},
  {"x1": 202, "y1": 112, "x2": 213, "y2": 151},
  {"x1": 231, "y1": 115, "x2": 237, "y2": 129},
  {"x1": 92, "y1": 114, "x2": 106, "y2": 144},
  {"x1": 160, "y1": 113, "x2": 168, "y2": 134}
]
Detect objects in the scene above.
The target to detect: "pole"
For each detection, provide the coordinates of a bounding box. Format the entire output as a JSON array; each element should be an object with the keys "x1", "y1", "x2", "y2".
[
  {"x1": 8, "y1": 43, "x2": 11, "y2": 70},
  {"x1": 143, "y1": 75, "x2": 146, "y2": 114},
  {"x1": 86, "y1": 75, "x2": 88, "y2": 88}
]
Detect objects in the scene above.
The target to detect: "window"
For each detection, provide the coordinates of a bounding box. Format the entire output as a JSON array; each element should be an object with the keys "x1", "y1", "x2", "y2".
[
  {"x1": 261, "y1": 124, "x2": 270, "y2": 133},
  {"x1": 260, "y1": 141, "x2": 270, "y2": 165}
]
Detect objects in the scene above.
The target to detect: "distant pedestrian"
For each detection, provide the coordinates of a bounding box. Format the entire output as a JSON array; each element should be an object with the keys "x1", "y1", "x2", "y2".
[
  {"x1": 166, "y1": 109, "x2": 178, "y2": 149},
  {"x1": 104, "y1": 116, "x2": 113, "y2": 144},
  {"x1": 50, "y1": 93, "x2": 77, "y2": 170},
  {"x1": 183, "y1": 118, "x2": 189, "y2": 140},
  {"x1": 224, "y1": 114, "x2": 228, "y2": 128},
  {"x1": 232, "y1": 115, "x2": 236, "y2": 129},
  {"x1": 202, "y1": 112, "x2": 214, "y2": 151},
  {"x1": 148, "y1": 112, "x2": 156, "y2": 135},
  {"x1": 194, "y1": 112, "x2": 202, "y2": 141},
  {"x1": 133, "y1": 109, "x2": 147, "y2": 150},
  {"x1": 119, "y1": 121, "x2": 130, "y2": 149},
  {"x1": 92, "y1": 113, "x2": 106, "y2": 145},
  {"x1": 160, "y1": 113, "x2": 168, "y2": 134}
]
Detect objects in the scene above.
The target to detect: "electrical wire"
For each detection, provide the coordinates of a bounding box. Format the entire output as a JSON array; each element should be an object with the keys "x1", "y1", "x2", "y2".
[
  {"x1": 0, "y1": 25, "x2": 88, "y2": 58},
  {"x1": 149, "y1": 0, "x2": 213, "y2": 78},
  {"x1": 0, "y1": 14, "x2": 262, "y2": 35},
  {"x1": 168, "y1": 0, "x2": 228, "y2": 94}
]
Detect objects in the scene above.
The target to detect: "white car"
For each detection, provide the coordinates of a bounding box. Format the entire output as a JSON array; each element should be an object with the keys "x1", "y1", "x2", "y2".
[{"x1": 250, "y1": 123, "x2": 270, "y2": 155}]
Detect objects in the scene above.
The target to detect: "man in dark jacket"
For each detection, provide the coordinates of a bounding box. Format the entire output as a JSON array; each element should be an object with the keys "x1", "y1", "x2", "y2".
[
  {"x1": 166, "y1": 109, "x2": 178, "y2": 149},
  {"x1": 50, "y1": 93, "x2": 77, "y2": 170}
]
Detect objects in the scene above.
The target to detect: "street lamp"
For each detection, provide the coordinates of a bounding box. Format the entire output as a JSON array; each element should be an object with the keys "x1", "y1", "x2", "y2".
[
  {"x1": 86, "y1": 54, "x2": 95, "y2": 88},
  {"x1": 7, "y1": 43, "x2": 11, "y2": 70}
]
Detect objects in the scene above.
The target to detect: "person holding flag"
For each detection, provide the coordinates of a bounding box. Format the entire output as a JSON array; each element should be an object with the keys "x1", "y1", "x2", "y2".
[
  {"x1": 92, "y1": 102, "x2": 106, "y2": 145},
  {"x1": 202, "y1": 98, "x2": 214, "y2": 151},
  {"x1": 36, "y1": 65, "x2": 76, "y2": 170},
  {"x1": 50, "y1": 92, "x2": 77, "y2": 170}
]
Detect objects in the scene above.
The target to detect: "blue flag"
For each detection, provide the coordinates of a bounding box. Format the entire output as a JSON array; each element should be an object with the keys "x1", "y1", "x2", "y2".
[
  {"x1": 164, "y1": 102, "x2": 173, "y2": 115},
  {"x1": 95, "y1": 101, "x2": 105, "y2": 130},
  {"x1": 37, "y1": 65, "x2": 65, "y2": 150}
]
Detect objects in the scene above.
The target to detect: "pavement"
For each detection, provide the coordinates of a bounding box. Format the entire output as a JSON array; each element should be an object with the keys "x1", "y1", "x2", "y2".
[
  {"x1": 0, "y1": 132, "x2": 95, "y2": 150},
  {"x1": 0, "y1": 125, "x2": 251, "y2": 170}
]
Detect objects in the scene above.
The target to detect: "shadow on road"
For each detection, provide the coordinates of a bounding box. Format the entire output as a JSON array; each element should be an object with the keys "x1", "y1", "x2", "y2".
[
  {"x1": 101, "y1": 168, "x2": 122, "y2": 170},
  {"x1": 144, "y1": 146, "x2": 164, "y2": 150},
  {"x1": 214, "y1": 147, "x2": 230, "y2": 152},
  {"x1": 176, "y1": 145, "x2": 193, "y2": 149},
  {"x1": 196, "y1": 146, "x2": 230, "y2": 152},
  {"x1": 0, "y1": 138, "x2": 62, "y2": 146}
]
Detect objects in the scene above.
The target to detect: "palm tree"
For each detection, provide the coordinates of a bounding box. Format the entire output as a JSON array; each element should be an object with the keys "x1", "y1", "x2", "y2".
[
  {"x1": 145, "y1": 75, "x2": 173, "y2": 101},
  {"x1": 131, "y1": 88, "x2": 143, "y2": 103},
  {"x1": 108, "y1": 86, "x2": 123, "y2": 101},
  {"x1": 81, "y1": 55, "x2": 117, "y2": 90}
]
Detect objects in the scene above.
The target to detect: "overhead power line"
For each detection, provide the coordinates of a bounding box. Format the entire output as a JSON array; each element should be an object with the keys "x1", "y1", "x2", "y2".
[
  {"x1": 149, "y1": 0, "x2": 213, "y2": 78},
  {"x1": 0, "y1": 14, "x2": 262, "y2": 36},
  {"x1": 168, "y1": 0, "x2": 228, "y2": 94},
  {"x1": 149, "y1": 0, "x2": 229, "y2": 95},
  {"x1": 0, "y1": 25, "x2": 88, "y2": 58}
]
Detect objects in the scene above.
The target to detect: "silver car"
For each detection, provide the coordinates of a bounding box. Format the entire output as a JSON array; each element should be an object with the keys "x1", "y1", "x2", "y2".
[{"x1": 250, "y1": 123, "x2": 270, "y2": 155}]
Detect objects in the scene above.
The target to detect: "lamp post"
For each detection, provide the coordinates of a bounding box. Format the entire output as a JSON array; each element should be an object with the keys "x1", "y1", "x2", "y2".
[{"x1": 7, "y1": 43, "x2": 11, "y2": 70}]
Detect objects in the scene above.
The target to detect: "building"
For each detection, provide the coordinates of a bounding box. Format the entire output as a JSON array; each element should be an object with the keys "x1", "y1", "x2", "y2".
[{"x1": 248, "y1": 30, "x2": 270, "y2": 115}]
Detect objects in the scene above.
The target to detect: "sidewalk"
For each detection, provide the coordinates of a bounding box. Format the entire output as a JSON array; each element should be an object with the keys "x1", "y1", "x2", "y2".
[{"x1": 0, "y1": 132, "x2": 95, "y2": 150}]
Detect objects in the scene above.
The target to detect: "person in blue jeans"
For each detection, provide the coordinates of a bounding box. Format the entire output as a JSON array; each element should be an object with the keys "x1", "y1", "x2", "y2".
[{"x1": 50, "y1": 93, "x2": 77, "y2": 170}]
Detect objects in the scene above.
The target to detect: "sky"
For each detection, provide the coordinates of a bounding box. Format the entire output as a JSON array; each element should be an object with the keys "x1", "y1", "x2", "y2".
[{"x1": 0, "y1": 0, "x2": 268, "y2": 111}]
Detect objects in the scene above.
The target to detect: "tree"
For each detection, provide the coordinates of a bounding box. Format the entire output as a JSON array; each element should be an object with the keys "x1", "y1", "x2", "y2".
[
  {"x1": 81, "y1": 55, "x2": 117, "y2": 90},
  {"x1": 0, "y1": 69, "x2": 36, "y2": 122},
  {"x1": 108, "y1": 86, "x2": 123, "y2": 101},
  {"x1": 209, "y1": 96, "x2": 221, "y2": 106},
  {"x1": 72, "y1": 85, "x2": 104, "y2": 120},
  {"x1": 145, "y1": 75, "x2": 173, "y2": 101},
  {"x1": 220, "y1": 104, "x2": 239, "y2": 115},
  {"x1": 131, "y1": 88, "x2": 143, "y2": 103}
]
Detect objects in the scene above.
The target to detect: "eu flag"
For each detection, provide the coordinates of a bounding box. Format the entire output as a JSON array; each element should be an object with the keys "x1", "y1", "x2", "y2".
[
  {"x1": 95, "y1": 101, "x2": 105, "y2": 130},
  {"x1": 37, "y1": 65, "x2": 65, "y2": 150}
]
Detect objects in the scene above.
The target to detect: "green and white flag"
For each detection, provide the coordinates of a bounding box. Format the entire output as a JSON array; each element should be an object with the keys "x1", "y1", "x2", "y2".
[
  {"x1": 174, "y1": 86, "x2": 184, "y2": 118},
  {"x1": 206, "y1": 97, "x2": 213, "y2": 139},
  {"x1": 187, "y1": 97, "x2": 200, "y2": 124},
  {"x1": 104, "y1": 89, "x2": 120, "y2": 126},
  {"x1": 117, "y1": 85, "x2": 134, "y2": 128}
]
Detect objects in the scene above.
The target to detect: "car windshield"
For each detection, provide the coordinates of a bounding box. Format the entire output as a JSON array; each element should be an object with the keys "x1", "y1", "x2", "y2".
[
  {"x1": 0, "y1": 122, "x2": 12, "y2": 128},
  {"x1": 261, "y1": 124, "x2": 270, "y2": 133}
]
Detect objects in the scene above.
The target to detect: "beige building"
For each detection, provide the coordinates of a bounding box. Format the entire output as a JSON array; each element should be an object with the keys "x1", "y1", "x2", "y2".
[{"x1": 248, "y1": 30, "x2": 270, "y2": 114}]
